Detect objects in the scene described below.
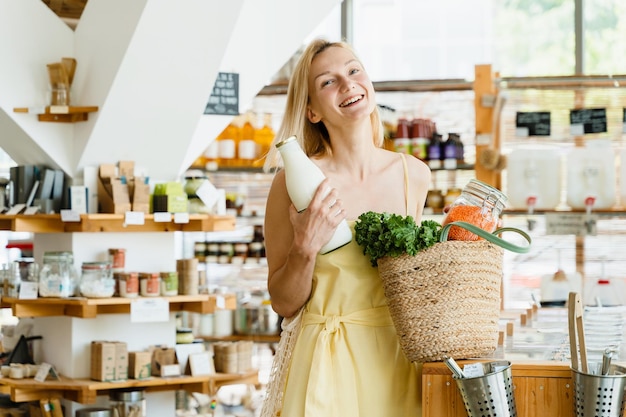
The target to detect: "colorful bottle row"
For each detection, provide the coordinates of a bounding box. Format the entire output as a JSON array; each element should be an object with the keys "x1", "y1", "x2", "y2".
[
  {"x1": 391, "y1": 117, "x2": 465, "y2": 169},
  {"x1": 192, "y1": 112, "x2": 276, "y2": 170}
]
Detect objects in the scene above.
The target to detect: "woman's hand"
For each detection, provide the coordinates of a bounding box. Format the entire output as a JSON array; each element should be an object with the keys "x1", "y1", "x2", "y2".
[{"x1": 288, "y1": 178, "x2": 347, "y2": 254}]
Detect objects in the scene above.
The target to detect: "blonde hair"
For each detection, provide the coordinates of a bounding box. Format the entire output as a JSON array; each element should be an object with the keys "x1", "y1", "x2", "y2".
[{"x1": 263, "y1": 39, "x2": 384, "y2": 172}]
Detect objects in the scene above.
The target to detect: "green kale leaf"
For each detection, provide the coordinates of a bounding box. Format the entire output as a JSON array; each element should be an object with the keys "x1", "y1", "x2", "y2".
[{"x1": 354, "y1": 212, "x2": 443, "y2": 266}]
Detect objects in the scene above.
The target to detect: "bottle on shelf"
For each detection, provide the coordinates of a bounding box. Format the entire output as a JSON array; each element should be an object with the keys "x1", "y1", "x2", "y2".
[
  {"x1": 247, "y1": 225, "x2": 266, "y2": 263},
  {"x1": 253, "y1": 113, "x2": 276, "y2": 168},
  {"x1": 276, "y1": 135, "x2": 352, "y2": 254},
  {"x1": 238, "y1": 111, "x2": 258, "y2": 167},
  {"x1": 443, "y1": 133, "x2": 458, "y2": 169},
  {"x1": 217, "y1": 116, "x2": 241, "y2": 168},
  {"x1": 427, "y1": 132, "x2": 443, "y2": 170},
  {"x1": 203, "y1": 139, "x2": 220, "y2": 171},
  {"x1": 394, "y1": 117, "x2": 411, "y2": 155},
  {"x1": 410, "y1": 118, "x2": 429, "y2": 161}
]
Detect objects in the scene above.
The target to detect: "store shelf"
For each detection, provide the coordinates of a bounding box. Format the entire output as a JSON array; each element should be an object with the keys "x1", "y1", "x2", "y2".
[
  {"x1": 504, "y1": 208, "x2": 626, "y2": 216},
  {"x1": 13, "y1": 105, "x2": 99, "y2": 122},
  {"x1": 0, "y1": 370, "x2": 258, "y2": 404},
  {"x1": 0, "y1": 294, "x2": 237, "y2": 318},
  {"x1": 200, "y1": 333, "x2": 280, "y2": 344},
  {"x1": 0, "y1": 214, "x2": 236, "y2": 233}
]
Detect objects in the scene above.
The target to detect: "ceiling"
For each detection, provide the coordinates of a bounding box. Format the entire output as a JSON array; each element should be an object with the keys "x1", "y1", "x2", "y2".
[{"x1": 42, "y1": 0, "x2": 87, "y2": 28}]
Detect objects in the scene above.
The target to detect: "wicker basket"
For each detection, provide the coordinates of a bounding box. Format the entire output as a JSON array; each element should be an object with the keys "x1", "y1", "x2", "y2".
[
  {"x1": 378, "y1": 240, "x2": 503, "y2": 362},
  {"x1": 375, "y1": 221, "x2": 530, "y2": 363}
]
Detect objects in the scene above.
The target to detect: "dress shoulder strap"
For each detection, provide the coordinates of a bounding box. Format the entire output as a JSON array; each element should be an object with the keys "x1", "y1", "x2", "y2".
[{"x1": 399, "y1": 153, "x2": 409, "y2": 216}]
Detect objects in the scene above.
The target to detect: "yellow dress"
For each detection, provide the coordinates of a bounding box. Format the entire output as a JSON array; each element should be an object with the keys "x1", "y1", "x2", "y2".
[{"x1": 280, "y1": 152, "x2": 422, "y2": 417}]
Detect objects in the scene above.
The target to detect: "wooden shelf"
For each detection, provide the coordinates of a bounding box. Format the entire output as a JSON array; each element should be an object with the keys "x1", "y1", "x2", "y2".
[
  {"x1": 0, "y1": 294, "x2": 237, "y2": 318},
  {"x1": 0, "y1": 370, "x2": 258, "y2": 404},
  {"x1": 13, "y1": 105, "x2": 99, "y2": 122},
  {"x1": 503, "y1": 208, "x2": 626, "y2": 216},
  {"x1": 200, "y1": 333, "x2": 280, "y2": 344},
  {"x1": 0, "y1": 213, "x2": 236, "y2": 233}
]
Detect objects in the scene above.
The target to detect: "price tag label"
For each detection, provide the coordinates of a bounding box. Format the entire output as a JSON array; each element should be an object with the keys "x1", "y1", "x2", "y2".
[
  {"x1": 515, "y1": 127, "x2": 529, "y2": 137},
  {"x1": 462, "y1": 363, "x2": 485, "y2": 378},
  {"x1": 545, "y1": 213, "x2": 597, "y2": 236},
  {"x1": 125, "y1": 211, "x2": 145, "y2": 225},
  {"x1": 130, "y1": 298, "x2": 169, "y2": 322},
  {"x1": 153, "y1": 212, "x2": 172, "y2": 222},
  {"x1": 18, "y1": 281, "x2": 38, "y2": 299},
  {"x1": 174, "y1": 212, "x2": 190, "y2": 224},
  {"x1": 196, "y1": 180, "x2": 220, "y2": 209},
  {"x1": 60, "y1": 209, "x2": 81, "y2": 222},
  {"x1": 570, "y1": 124, "x2": 584, "y2": 136}
]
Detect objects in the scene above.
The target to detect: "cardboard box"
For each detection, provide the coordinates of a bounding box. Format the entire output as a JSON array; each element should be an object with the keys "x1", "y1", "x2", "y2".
[
  {"x1": 115, "y1": 341, "x2": 128, "y2": 380},
  {"x1": 118, "y1": 160, "x2": 135, "y2": 179},
  {"x1": 150, "y1": 346, "x2": 178, "y2": 376},
  {"x1": 90, "y1": 340, "x2": 128, "y2": 381},
  {"x1": 90, "y1": 341, "x2": 116, "y2": 381},
  {"x1": 130, "y1": 177, "x2": 151, "y2": 214},
  {"x1": 128, "y1": 351, "x2": 152, "y2": 379},
  {"x1": 97, "y1": 164, "x2": 131, "y2": 214}
]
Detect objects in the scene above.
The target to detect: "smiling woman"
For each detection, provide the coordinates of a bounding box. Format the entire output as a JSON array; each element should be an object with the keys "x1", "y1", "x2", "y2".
[{"x1": 260, "y1": 38, "x2": 431, "y2": 417}]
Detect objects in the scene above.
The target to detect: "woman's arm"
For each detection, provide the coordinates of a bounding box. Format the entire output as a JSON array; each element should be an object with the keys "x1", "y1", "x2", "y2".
[{"x1": 264, "y1": 171, "x2": 346, "y2": 318}]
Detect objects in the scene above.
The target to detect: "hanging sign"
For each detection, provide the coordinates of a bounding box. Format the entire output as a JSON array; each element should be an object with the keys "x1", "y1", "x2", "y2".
[
  {"x1": 204, "y1": 72, "x2": 239, "y2": 115},
  {"x1": 515, "y1": 111, "x2": 551, "y2": 136},
  {"x1": 569, "y1": 108, "x2": 607, "y2": 135}
]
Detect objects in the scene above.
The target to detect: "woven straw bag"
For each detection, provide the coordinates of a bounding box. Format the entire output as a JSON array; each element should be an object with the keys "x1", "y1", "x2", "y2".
[{"x1": 377, "y1": 221, "x2": 530, "y2": 363}]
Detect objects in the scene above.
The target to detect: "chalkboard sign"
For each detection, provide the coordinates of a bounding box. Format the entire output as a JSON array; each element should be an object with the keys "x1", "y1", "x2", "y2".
[
  {"x1": 204, "y1": 72, "x2": 239, "y2": 115},
  {"x1": 569, "y1": 108, "x2": 607, "y2": 135},
  {"x1": 515, "y1": 111, "x2": 551, "y2": 136}
]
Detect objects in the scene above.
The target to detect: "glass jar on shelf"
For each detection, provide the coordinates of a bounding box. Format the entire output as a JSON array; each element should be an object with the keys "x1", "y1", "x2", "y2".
[
  {"x1": 39, "y1": 251, "x2": 78, "y2": 298},
  {"x1": 441, "y1": 179, "x2": 508, "y2": 241},
  {"x1": 80, "y1": 261, "x2": 115, "y2": 298}
]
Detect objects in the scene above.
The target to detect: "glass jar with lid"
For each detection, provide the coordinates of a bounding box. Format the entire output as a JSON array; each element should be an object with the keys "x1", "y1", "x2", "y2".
[
  {"x1": 39, "y1": 251, "x2": 78, "y2": 298},
  {"x1": 110, "y1": 389, "x2": 146, "y2": 417},
  {"x1": 80, "y1": 261, "x2": 115, "y2": 298},
  {"x1": 441, "y1": 179, "x2": 508, "y2": 241}
]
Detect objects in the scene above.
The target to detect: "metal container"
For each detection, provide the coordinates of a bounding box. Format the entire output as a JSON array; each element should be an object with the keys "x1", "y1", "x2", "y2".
[
  {"x1": 110, "y1": 389, "x2": 146, "y2": 417},
  {"x1": 572, "y1": 364, "x2": 626, "y2": 417},
  {"x1": 76, "y1": 408, "x2": 112, "y2": 417},
  {"x1": 453, "y1": 360, "x2": 517, "y2": 417}
]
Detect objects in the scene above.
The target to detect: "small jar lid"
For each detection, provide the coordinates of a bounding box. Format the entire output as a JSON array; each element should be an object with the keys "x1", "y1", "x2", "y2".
[{"x1": 81, "y1": 262, "x2": 112, "y2": 270}]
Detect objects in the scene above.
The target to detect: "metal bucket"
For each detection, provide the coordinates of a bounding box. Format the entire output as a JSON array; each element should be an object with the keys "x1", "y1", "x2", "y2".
[
  {"x1": 572, "y1": 365, "x2": 626, "y2": 417},
  {"x1": 76, "y1": 408, "x2": 112, "y2": 417},
  {"x1": 454, "y1": 360, "x2": 517, "y2": 417}
]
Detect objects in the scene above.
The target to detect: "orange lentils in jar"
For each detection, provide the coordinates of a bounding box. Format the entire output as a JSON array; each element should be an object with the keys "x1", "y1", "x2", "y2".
[{"x1": 441, "y1": 179, "x2": 508, "y2": 241}]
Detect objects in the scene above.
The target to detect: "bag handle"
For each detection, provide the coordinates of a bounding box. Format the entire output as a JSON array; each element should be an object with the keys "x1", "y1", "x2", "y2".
[{"x1": 440, "y1": 221, "x2": 531, "y2": 254}]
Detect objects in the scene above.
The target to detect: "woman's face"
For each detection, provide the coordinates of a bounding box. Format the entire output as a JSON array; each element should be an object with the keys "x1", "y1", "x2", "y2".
[{"x1": 307, "y1": 46, "x2": 376, "y2": 126}]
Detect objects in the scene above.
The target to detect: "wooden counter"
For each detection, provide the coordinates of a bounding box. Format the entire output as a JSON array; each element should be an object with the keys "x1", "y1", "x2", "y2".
[{"x1": 423, "y1": 360, "x2": 576, "y2": 417}]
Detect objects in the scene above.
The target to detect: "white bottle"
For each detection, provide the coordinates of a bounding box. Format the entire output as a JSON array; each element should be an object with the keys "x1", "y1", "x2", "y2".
[{"x1": 276, "y1": 135, "x2": 352, "y2": 254}]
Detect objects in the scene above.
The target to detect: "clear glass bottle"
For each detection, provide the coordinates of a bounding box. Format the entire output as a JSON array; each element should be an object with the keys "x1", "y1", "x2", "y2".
[
  {"x1": 2, "y1": 262, "x2": 21, "y2": 298},
  {"x1": 275, "y1": 135, "x2": 352, "y2": 254},
  {"x1": 39, "y1": 251, "x2": 77, "y2": 298},
  {"x1": 80, "y1": 261, "x2": 115, "y2": 298},
  {"x1": 441, "y1": 179, "x2": 508, "y2": 241}
]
